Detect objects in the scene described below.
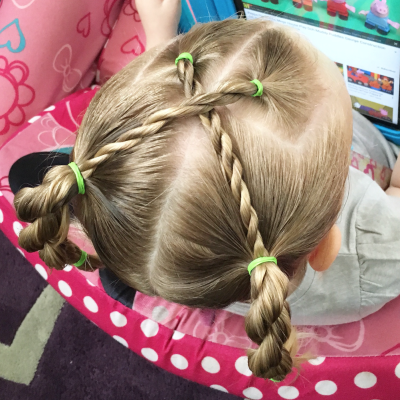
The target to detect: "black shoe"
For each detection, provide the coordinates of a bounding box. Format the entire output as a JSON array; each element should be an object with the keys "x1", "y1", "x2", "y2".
[
  {"x1": 99, "y1": 268, "x2": 136, "y2": 308},
  {"x1": 9, "y1": 152, "x2": 70, "y2": 195},
  {"x1": 377, "y1": 28, "x2": 389, "y2": 35}
]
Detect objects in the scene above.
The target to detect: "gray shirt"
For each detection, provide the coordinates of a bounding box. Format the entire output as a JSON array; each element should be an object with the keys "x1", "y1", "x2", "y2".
[{"x1": 226, "y1": 112, "x2": 400, "y2": 325}]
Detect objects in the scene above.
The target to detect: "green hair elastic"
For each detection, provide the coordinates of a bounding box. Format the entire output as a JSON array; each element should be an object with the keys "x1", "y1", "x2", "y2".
[
  {"x1": 248, "y1": 257, "x2": 277, "y2": 275},
  {"x1": 73, "y1": 250, "x2": 88, "y2": 268},
  {"x1": 175, "y1": 52, "x2": 193, "y2": 65},
  {"x1": 250, "y1": 79, "x2": 263, "y2": 97},
  {"x1": 68, "y1": 162, "x2": 85, "y2": 195}
]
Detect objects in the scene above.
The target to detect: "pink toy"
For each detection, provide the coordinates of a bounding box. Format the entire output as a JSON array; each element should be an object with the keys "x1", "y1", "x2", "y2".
[
  {"x1": 359, "y1": 0, "x2": 400, "y2": 35},
  {"x1": 320, "y1": 0, "x2": 356, "y2": 20}
]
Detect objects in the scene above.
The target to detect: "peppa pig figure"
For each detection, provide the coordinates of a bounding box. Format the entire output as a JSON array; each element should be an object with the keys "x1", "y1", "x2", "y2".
[
  {"x1": 319, "y1": 0, "x2": 356, "y2": 20},
  {"x1": 359, "y1": 0, "x2": 400, "y2": 35}
]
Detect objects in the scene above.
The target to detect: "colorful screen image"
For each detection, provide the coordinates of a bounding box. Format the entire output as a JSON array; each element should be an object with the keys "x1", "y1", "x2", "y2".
[
  {"x1": 244, "y1": 0, "x2": 400, "y2": 127},
  {"x1": 347, "y1": 66, "x2": 394, "y2": 94},
  {"x1": 243, "y1": 0, "x2": 400, "y2": 43},
  {"x1": 351, "y1": 96, "x2": 393, "y2": 122}
]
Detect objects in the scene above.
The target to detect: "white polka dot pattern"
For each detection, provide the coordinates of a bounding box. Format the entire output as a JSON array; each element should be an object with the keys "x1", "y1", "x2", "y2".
[
  {"x1": 110, "y1": 311, "x2": 127, "y2": 327},
  {"x1": 243, "y1": 387, "x2": 263, "y2": 400},
  {"x1": 308, "y1": 357, "x2": 326, "y2": 366},
  {"x1": 210, "y1": 385, "x2": 228, "y2": 393},
  {"x1": 0, "y1": 209, "x2": 3, "y2": 223},
  {"x1": 58, "y1": 280, "x2": 72, "y2": 297},
  {"x1": 44, "y1": 105, "x2": 56, "y2": 111},
  {"x1": 141, "y1": 348, "x2": 158, "y2": 362},
  {"x1": 140, "y1": 319, "x2": 159, "y2": 337},
  {"x1": 172, "y1": 331, "x2": 185, "y2": 340},
  {"x1": 63, "y1": 265, "x2": 73, "y2": 272},
  {"x1": 13, "y1": 221, "x2": 23, "y2": 237},
  {"x1": 201, "y1": 357, "x2": 220, "y2": 374},
  {"x1": 315, "y1": 380, "x2": 337, "y2": 395},
  {"x1": 278, "y1": 386, "x2": 299, "y2": 399},
  {"x1": 171, "y1": 354, "x2": 188, "y2": 370},
  {"x1": 35, "y1": 264, "x2": 48, "y2": 280},
  {"x1": 354, "y1": 372, "x2": 377, "y2": 389},
  {"x1": 235, "y1": 356, "x2": 252, "y2": 376},
  {"x1": 113, "y1": 335, "x2": 128, "y2": 347},
  {"x1": 395, "y1": 363, "x2": 400, "y2": 378},
  {"x1": 151, "y1": 306, "x2": 169, "y2": 322},
  {"x1": 83, "y1": 296, "x2": 98, "y2": 313}
]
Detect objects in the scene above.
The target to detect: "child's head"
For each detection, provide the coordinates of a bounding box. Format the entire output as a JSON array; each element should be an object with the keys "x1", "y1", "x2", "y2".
[{"x1": 15, "y1": 19, "x2": 352, "y2": 381}]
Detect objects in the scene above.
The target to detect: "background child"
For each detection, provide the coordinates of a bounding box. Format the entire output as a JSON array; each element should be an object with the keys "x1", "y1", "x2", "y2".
[{"x1": 13, "y1": 1, "x2": 400, "y2": 383}]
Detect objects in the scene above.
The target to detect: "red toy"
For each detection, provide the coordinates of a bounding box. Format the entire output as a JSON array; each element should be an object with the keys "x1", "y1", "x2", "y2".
[
  {"x1": 319, "y1": 0, "x2": 356, "y2": 20},
  {"x1": 293, "y1": 0, "x2": 317, "y2": 12},
  {"x1": 347, "y1": 68, "x2": 369, "y2": 86}
]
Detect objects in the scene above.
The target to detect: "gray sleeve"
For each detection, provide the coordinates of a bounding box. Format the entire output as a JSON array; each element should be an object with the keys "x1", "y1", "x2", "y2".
[{"x1": 356, "y1": 177, "x2": 400, "y2": 319}]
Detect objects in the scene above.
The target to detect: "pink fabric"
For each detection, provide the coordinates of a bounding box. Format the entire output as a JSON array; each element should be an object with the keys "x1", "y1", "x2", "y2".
[
  {"x1": 0, "y1": 0, "x2": 124, "y2": 145},
  {"x1": 1, "y1": 88, "x2": 400, "y2": 398}
]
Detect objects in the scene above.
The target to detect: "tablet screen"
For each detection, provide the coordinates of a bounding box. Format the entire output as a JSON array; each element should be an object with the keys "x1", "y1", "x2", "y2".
[{"x1": 241, "y1": 0, "x2": 400, "y2": 129}]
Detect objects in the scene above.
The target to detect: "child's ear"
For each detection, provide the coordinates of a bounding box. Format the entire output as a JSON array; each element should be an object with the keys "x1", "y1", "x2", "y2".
[{"x1": 308, "y1": 225, "x2": 341, "y2": 272}]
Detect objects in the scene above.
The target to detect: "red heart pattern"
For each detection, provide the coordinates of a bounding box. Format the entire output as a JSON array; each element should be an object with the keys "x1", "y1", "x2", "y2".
[
  {"x1": 77, "y1": 13, "x2": 91, "y2": 38},
  {"x1": 120, "y1": 35, "x2": 144, "y2": 55}
]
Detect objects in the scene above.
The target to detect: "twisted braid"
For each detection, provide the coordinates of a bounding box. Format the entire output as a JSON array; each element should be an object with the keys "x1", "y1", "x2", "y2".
[
  {"x1": 175, "y1": 56, "x2": 295, "y2": 381},
  {"x1": 14, "y1": 167, "x2": 101, "y2": 271},
  {"x1": 79, "y1": 86, "x2": 259, "y2": 178},
  {"x1": 15, "y1": 51, "x2": 262, "y2": 271}
]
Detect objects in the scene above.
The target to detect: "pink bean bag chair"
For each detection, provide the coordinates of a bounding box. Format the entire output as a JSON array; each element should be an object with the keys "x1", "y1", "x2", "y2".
[{"x1": 1, "y1": 1, "x2": 400, "y2": 399}]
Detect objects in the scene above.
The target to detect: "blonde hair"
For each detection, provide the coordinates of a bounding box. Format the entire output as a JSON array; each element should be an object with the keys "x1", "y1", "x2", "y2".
[{"x1": 14, "y1": 19, "x2": 350, "y2": 381}]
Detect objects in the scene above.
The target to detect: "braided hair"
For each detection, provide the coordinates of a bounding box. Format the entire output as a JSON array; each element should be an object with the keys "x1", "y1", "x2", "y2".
[{"x1": 15, "y1": 19, "x2": 351, "y2": 381}]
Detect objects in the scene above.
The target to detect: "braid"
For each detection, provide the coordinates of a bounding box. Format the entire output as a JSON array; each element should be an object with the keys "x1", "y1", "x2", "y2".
[
  {"x1": 176, "y1": 54, "x2": 296, "y2": 381},
  {"x1": 14, "y1": 165, "x2": 101, "y2": 271},
  {"x1": 246, "y1": 265, "x2": 294, "y2": 381}
]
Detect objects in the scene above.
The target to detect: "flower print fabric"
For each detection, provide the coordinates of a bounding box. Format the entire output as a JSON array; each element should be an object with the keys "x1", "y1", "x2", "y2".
[{"x1": 0, "y1": 0, "x2": 124, "y2": 145}]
